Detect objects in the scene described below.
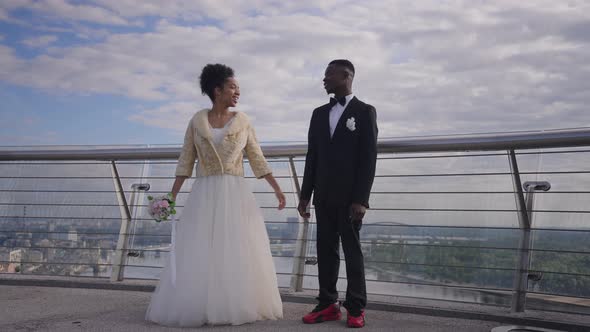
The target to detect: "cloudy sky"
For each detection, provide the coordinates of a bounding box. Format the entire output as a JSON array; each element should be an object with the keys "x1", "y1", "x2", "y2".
[{"x1": 0, "y1": 0, "x2": 589, "y2": 146}]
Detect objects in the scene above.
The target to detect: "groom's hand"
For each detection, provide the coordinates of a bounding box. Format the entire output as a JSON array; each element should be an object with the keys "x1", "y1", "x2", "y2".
[
  {"x1": 298, "y1": 199, "x2": 311, "y2": 218},
  {"x1": 350, "y1": 203, "x2": 366, "y2": 222}
]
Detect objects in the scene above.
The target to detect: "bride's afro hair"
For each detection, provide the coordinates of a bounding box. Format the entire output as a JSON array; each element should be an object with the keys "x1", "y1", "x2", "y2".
[{"x1": 199, "y1": 63, "x2": 234, "y2": 102}]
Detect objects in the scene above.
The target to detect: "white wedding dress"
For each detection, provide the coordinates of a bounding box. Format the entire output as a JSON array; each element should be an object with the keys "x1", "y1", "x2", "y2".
[{"x1": 145, "y1": 121, "x2": 283, "y2": 327}]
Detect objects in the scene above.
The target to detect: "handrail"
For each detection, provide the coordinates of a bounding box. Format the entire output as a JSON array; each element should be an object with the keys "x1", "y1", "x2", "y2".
[
  {"x1": 378, "y1": 128, "x2": 590, "y2": 153},
  {"x1": 1, "y1": 128, "x2": 590, "y2": 161}
]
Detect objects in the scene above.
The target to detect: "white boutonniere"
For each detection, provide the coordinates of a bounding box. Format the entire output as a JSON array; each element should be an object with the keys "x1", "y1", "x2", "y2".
[{"x1": 346, "y1": 117, "x2": 356, "y2": 131}]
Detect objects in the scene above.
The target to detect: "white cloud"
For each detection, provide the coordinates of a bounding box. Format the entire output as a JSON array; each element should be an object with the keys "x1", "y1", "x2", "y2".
[
  {"x1": 0, "y1": 132, "x2": 59, "y2": 145},
  {"x1": 0, "y1": 45, "x2": 25, "y2": 79},
  {"x1": 0, "y1": 8, "x2": 8, "y2": 21},
  {"x1": 128, "y1": 102, "x2": 201, "y2": 131},
  {"x1": 93, "y1": 0, "x2": 205, "y2": 20},
  {"x1": 1, "y1": 1, "x2": 590, "y2": 143},
  {"x1": 22, "y1": 35, "x2": 58, "y2": 48},
  {"x1": 0, "y1": 110, "x2": 57, "y2": 145},
  {"x1": 2, "y1": 0, "x2": 130, "y2": 26}
]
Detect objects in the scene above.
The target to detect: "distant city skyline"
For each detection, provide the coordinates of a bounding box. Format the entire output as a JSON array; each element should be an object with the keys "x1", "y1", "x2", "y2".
[{"x1": 1, "y1": 1, "x2": 589, "y2": 146}]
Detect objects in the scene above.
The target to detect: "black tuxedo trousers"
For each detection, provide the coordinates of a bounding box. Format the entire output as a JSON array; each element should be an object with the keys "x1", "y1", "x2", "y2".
[{"x1": 315, "y1": 202, "x2": 366, "y2": 314}]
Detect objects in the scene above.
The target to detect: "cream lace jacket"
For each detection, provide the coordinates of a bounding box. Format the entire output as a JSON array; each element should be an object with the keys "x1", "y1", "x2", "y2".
[{"x1": 175, "y1": 109, "x2": 272, "y2": 179}]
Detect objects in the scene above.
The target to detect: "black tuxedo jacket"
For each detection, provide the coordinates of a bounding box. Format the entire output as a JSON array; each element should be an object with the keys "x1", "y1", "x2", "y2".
[{"x1": 301, "y1": 96, "x2": 378, "y2": 208}]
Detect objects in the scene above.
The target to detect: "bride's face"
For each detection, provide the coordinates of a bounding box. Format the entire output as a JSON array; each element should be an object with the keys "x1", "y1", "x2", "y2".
[{"x1": 215, "y1": 77, "x2": 240, "y2": 108}]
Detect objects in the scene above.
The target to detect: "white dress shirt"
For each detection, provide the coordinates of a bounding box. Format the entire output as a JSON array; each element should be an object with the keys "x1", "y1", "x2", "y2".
[{"x1": 329, "y1": 94, "x2": 354, "y2": 138}]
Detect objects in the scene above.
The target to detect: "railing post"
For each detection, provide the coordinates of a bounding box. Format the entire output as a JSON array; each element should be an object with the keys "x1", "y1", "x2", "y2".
[
  {"x1": 126, "y1": 183, "x2": 150, "y2": 258},
  {"x1": 288, "y1": 156, "x2": 310, "y2": 292},
  {"x1": 110, "y1": 161, "x2": 132, "y2": 282},
  {"x1": 512, "y1": 180, "x2": 551, "y2": 313},
  {"x1": 508, "y1": 149, "x2": 529, "y2": 312},
  {"x1": 508, "y1": 149, "x2": 552, "y2": 312}
]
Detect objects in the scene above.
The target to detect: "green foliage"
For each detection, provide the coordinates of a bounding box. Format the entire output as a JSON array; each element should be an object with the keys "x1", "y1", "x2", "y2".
[{"x1": 364, "y1": 229, "x2": 590, "y2": 297}]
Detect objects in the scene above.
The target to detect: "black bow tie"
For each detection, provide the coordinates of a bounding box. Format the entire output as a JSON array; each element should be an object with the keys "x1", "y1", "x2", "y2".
[{"x1": 329, "y1": 96, "x2": 346, "y2": 107}]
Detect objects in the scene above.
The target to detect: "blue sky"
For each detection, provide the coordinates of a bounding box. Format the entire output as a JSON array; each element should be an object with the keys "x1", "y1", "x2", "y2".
[
  {"x1": 1, "y1": 1, "x2": 589, "y2": 146},
  {"x1": 0, "y1": 83, "x2": 165, "y2": 145}
]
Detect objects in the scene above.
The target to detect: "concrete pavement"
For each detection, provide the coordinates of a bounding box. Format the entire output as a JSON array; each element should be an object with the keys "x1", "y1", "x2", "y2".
[{"x1": 1, "y1": 285, "x2": 500, "y2": 331}]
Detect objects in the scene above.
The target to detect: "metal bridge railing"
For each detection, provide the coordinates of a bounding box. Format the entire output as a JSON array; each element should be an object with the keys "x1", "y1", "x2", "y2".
[{"x1": 1, "y1": 128, "x2": 590, "y2": 316}]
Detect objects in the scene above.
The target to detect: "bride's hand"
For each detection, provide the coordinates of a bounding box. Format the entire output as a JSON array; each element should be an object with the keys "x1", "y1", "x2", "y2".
[{"x1": 275, "y1": 191, "x2": 286, "y2": 210}]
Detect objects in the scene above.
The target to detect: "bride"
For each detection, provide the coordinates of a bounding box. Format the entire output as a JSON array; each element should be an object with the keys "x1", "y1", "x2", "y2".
[{"x1": 145, "y1": 63, "x2": 285, "y2": 327}]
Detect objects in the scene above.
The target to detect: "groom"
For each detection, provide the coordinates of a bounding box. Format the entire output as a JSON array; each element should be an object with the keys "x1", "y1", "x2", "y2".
[{"x1": 298, "y1": 59, "x2": 378, "y2": 328}]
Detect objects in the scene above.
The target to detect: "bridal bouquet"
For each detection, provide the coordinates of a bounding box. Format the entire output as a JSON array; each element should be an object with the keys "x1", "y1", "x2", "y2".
[{"x1": 147, "y1": 193, "x2": 177, "y2": 222}]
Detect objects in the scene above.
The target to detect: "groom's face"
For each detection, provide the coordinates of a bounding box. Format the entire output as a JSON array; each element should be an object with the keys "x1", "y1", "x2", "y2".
[{"x1": 323, "y1": 64, "x2": 348, "y2": 94}]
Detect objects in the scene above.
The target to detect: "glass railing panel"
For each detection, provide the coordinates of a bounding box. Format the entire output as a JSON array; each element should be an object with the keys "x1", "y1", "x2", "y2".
[
  {"x1": 513, "y1": 148, "x2": 590, "y2": 312},
  {"x1": 517, "y1": 147, "x2": 590, "y2": 222},
  {"x1": 238, "y1": 162, "x2": 299, "y2": 287},
  {"x1": 300, "y1": 151, "x2": 521, "y2": 305},
  {"x1": 302, "y1": 223, "x2": 520, "y2": 305},
  {"x1": 0, "y1": 160, "x2": 124, "y2": 277},
  {"x1": 118, "y1": 160, "x2": 176, "y2": 279},
  {"x1": 120, "y1": 158, "x2": 301, "y2": 286}
]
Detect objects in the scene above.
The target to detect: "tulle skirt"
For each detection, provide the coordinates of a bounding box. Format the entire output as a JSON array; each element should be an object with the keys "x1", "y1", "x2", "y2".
[{"x1": 145, "y1": 175, "x2": 283, "y2": 327}]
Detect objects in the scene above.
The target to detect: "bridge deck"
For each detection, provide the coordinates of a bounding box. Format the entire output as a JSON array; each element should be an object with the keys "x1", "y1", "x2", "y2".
[{"x1": 1, "y1": 275, "x2": 588, "y2": 331}]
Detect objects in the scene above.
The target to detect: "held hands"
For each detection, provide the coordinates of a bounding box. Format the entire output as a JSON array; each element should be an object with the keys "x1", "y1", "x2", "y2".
[
  {"x1": 349, "y1": 203, "x2": 366, "y2": 222},
  {"x1": 275, "y1": 190, "x2": 286, "y2": 210},
  {"x1": 297, "y1": 199, "x2": 311, "y2": 218}
]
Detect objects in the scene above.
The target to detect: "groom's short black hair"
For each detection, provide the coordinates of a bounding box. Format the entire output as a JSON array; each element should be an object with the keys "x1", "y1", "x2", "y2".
[{"x1": 329, "y1": 59, "x2": 355, "y2": 76}]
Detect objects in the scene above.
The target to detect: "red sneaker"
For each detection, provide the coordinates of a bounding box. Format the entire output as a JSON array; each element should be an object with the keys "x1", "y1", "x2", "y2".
[
  {"x1": 302, "y1": 303, "x2": 342, "y2": 324},
  {"x1": 346, "y1": 310, "x2": 365, "y2": 328}
]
